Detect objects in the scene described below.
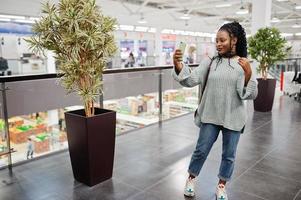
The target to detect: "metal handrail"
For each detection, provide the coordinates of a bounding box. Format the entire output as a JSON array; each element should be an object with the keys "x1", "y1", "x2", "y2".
[{"x1": 0, "y1": 64, "x2": 199, "y2": 83}]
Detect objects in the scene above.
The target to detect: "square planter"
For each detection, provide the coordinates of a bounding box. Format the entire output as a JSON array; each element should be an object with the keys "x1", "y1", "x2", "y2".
[{"x1": 65, "y1": 108, "x2": 116, "y2": 186}]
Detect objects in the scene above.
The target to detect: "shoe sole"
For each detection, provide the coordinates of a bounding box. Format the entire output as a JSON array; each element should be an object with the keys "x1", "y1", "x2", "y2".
[{"x1": 184, "y1": 192, "x2": 195, "y2": 198}]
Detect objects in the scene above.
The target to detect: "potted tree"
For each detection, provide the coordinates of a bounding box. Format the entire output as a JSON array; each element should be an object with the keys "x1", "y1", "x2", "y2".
[
  {"x1": 248, "y1": 27, "x2": 289, "y2": 112},
  {"x1": 26, "y1": 0, "x2": 118, "y2": 186}
]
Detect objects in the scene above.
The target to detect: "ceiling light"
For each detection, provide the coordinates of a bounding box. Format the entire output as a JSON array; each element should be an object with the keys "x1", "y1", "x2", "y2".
[
  {"x1": 161, "y1": 29, "x2": 175, "y2": 34},
  {"x1": 119, "y1": 25, "x2": 134, "y2": 31},
  {"x1": 138, "y1": 19, "x2": 147, "y2": 24},
  {"x1": 295, "y1": 33, "x2": 301, "y2": 36},
  {"x1": 29, "y1": 17, "x2": 40, "y2": 21},
  {"x1": 277, "y1": 0, "x2": 288, "y2": 2},
  {"x1": 180, "y1": 14, "x2": 191, "y2": 20},
  {"x1": 15, "y1": 19, "x2": 35, "y2": 24},
  {"x1": 281, "y1": 33, "x2": 293, "y2": 37},
  {"x1": 271, "y1": 17, "x2": 280, "y2": 23},
  {"x1": 195, "y1": 32, "x2": 214, "y2": 37},
  {"x1": 0, "y1": 18, "x2": 11, "y2": 22},
  {"x1": 296, "y1": 5, "x2": 301, "y2": 9},
  {"x1": 174, "y1": 30, "x2": 186, "y2": 35},
  {"x1": 292, "y1": 23, "x2": 301, "y2": 28},
  {"x1": 215, "y1": 4, "x2": 231, "y2": 8},
  {"x1": 138, "y1": 13, "x2": 147, "y2": 24},
  {"x1": 135, "y1": 26, "x2": 148, "y2": 32},
  {"x1": 0, "y1": 14, "x2": 26, "y2": 20},
  {"x1": 236, "y1": 6, "x2": 248, "y2": 15}
]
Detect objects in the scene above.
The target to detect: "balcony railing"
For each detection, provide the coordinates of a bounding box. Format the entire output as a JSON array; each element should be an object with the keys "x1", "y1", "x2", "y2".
[{"x1": 0, "y1": 64, "x2": 200, "y2": 170}]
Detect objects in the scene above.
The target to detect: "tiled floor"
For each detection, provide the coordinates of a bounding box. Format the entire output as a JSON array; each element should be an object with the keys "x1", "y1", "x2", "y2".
[{"x1": 0, "y1": 94, "x2": 300, "y2": 200}]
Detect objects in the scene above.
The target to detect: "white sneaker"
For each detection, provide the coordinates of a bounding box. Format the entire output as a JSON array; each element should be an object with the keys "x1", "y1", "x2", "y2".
[
  {"x1": 184, "y1": 177, "x2": 196, "y2": 197},
  {"x1": 216, "y1": 184, "x2": 228, "y2": 200}
]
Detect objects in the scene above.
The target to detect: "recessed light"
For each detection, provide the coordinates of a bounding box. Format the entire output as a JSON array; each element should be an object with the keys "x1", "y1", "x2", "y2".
[
  {"x1": 271, "y1": 17, "x2": 280, "y2": 23},
  {"x1": 215, "y1": 4, "x2": 232, "y2": 8},
  {"x1": 236, "y1": 6, "x2": 249, "y2": 15},
  {"x1": 138, "y1": 19, "x2": 147, "y2": 24},
  {"x1": 281, "y1": 33, "x2": 293, "y2": 37},
  {"x1": 292, "y1": 24, "x2": 301, "y2": 28},
  {"x1": 180, "y1": 14, "x2": 191, "y2": 20}
]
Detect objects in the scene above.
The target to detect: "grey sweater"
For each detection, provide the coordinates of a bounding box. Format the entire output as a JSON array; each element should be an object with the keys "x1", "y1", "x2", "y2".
[{"x1": 172, "y1": 56, "x2": 258, "y2": 132}]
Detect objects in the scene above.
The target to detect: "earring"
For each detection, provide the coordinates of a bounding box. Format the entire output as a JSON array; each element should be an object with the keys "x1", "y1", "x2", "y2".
[{"x1": 231, "y1": 44, "x2": 236, "y2": 55}]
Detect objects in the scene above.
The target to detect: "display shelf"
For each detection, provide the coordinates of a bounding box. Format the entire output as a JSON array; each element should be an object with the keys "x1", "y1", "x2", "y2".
[{"x1": 117, "y1": 113, "x2": 158, "y2": 125}]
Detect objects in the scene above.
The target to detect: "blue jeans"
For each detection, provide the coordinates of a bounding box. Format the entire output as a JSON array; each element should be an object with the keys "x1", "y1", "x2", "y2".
[{"x1": 188, "y1": 123, "x2": 240, "y2": 182}]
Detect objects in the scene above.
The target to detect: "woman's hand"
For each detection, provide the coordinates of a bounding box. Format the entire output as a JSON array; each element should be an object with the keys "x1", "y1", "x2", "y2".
[
  {"x1": 238, "y1": 57, "x2": 252, "y2": 86},
  {"x1": 173, "y1": 49, "x2": 184, "y2": 73}
]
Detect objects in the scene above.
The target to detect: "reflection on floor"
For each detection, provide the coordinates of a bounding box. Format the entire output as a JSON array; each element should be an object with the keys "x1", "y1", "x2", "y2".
[{"x1": 0, "y1": 93, "x2": 300, "y2": 200}]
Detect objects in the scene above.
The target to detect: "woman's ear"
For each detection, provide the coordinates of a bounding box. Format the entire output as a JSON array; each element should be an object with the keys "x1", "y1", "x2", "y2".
[{"x1": 232, "y1": 37, "x2": 238, "y2": 45}]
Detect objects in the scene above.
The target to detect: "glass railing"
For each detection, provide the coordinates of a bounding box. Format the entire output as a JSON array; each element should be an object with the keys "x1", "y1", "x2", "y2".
[
  {"x1": 2, "y1": 58, "x2": 48, "y2": 75},
  {"x1": 270, "y1": 58, "x2": 301, "y2": 80},
  {"x1": 0, "y1": 64, "x2": 200, "y2": 169}
]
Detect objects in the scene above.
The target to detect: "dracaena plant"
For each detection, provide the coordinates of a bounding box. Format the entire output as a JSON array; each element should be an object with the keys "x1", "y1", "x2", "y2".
[
  {"x1": 26, "y1": 0, "x2": 117, "y2": 117},
  {"x1": 248, "y1": 27, "x2": 290, "y2": 80}
]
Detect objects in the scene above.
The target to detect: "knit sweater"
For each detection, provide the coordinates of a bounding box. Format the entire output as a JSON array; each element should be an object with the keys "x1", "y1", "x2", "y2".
[{"x1": 172, "y1": 56, "x2": 258, "y2": 132}]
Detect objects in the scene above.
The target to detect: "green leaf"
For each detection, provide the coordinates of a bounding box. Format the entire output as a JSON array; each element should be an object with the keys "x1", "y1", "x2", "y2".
[{"x1": 248, "y1": 27, "x2": 290, "y2": 78}]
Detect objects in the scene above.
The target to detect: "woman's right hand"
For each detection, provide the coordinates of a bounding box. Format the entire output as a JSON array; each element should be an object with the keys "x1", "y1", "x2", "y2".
[{"x1": 173, "y1": 49, "x2": 183, "y2": 73}]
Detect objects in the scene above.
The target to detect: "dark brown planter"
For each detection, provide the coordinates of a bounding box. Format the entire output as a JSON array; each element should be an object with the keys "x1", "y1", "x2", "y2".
[
  {"x1": 254, "y1": 78, "x2": 277, "y2": 112},
  {"x1": 65, "y1": 108, "x2": 116, "y2": 187}
]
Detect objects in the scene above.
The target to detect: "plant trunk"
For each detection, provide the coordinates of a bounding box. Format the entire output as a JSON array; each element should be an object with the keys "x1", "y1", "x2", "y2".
[
  {"x1": 80, "y1": 75, "x2": 94, "y2": 117},
  {"x1": 84, "y1": 99, "x2": 94, "y2": 117},
  {"x1": 261, "y1": 64, "x2": 268, "y2": 80}
]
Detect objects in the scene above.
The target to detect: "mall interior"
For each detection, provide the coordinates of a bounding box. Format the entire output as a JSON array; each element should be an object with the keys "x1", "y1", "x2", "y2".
[{"x1": 0, "y1": 0, "x2": 300, "y2": 199}]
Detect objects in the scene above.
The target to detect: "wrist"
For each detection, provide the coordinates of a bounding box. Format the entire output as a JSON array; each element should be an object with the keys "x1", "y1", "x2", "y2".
[{"x1": 245, "y1": 69, "x2": 252, "y2": 76}]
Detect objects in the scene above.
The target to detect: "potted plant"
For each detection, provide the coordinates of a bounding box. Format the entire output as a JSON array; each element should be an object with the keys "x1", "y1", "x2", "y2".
[
  {"x1": 248, "y1": 27, "x2": 290, "y2": 112},
  {"x1": 26, "y1": 0, "x2": 118, "y2": 186}
]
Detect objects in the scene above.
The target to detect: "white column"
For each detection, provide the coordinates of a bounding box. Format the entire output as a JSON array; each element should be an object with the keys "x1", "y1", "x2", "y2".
[
  {"x1": 46, "y1": 51, "x2": 56, "y2": 73},
  {"x1": 155, "y1": 28, "x2": 163, "y2": 66},
  {"x1": 251, "y1": 0, "x2": 272, "y2": 34},
  {"x1": 47, "y1": 109, "x2": 59, "y2": 127}
]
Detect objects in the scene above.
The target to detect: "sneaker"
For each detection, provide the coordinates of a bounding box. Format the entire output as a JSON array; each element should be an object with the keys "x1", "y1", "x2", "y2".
[
  {"x1": 184, "y1": 177, "x2": 196, "y2": 197},
  {"x1": 216, "y1": 184, "x2": 227, "y2": 200}
]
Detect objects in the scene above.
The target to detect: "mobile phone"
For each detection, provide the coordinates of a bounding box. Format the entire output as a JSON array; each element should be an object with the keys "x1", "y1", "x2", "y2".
[{"x1": 178, "y1": 41, "x2": 186, "y2": 53}]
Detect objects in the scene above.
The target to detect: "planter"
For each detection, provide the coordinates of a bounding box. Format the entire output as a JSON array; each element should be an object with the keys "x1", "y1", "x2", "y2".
[
  {"x1": 65, "y1": 108, "x2": 116, "y2": 187},
  {"x1": 254, "y1": 78, "x2": 277, "y2": 112},
  {"x1": 34, "y1": 138, "x2": 50, "y2": 154}
]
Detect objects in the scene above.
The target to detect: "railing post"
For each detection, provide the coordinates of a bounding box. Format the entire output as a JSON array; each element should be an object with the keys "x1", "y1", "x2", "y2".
[
  {"x1": 1, "y1": 83, "x2": 12, "y2": 172},
  {"x1": 158, "y1": 70, "x2": 163, "y2": 123},
  {"x1": 99, "y1": 74, "x2": 103, "y2": 108}
]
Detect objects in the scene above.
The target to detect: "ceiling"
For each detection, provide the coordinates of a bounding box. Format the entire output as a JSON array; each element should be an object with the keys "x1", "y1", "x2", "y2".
[{"x1": 0, "y1": 0, "x2": 301, "y2": 34}]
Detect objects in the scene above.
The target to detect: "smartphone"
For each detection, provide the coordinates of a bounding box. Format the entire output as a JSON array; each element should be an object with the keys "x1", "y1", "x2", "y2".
[
  {"x1": 178, "y1": 41, "x2": 186, "y2": 53},
  {"x1": 176, "y1": 42, "x2": 186, "y2": 62}
]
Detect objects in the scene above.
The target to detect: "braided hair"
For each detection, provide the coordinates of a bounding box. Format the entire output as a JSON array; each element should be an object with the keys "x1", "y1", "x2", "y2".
[{"x1": 219, "y1": 21, "x2": 247, "y2": 58}]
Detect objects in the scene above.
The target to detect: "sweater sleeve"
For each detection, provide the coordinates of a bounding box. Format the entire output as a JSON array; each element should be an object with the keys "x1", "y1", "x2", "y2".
[
  {"x1": 172, "y1": 58, "x2": 211, "y2": 88},
  {"x1": 236, "y1": 71, "x2": 258, "y2": 100}
]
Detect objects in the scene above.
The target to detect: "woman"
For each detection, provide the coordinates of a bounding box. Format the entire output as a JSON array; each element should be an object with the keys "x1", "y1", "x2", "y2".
[{"x1": 172, "y1": 21, "x2": 258, "y2": 200}]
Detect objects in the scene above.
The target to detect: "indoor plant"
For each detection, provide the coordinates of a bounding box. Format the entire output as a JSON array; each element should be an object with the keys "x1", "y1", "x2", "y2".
[
  {"x1": 26, "y1": 0, "x2": 118, "y2": 186},
  {"x1": 248, "y1": 27, "x2": 289, "y2": 112}
]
